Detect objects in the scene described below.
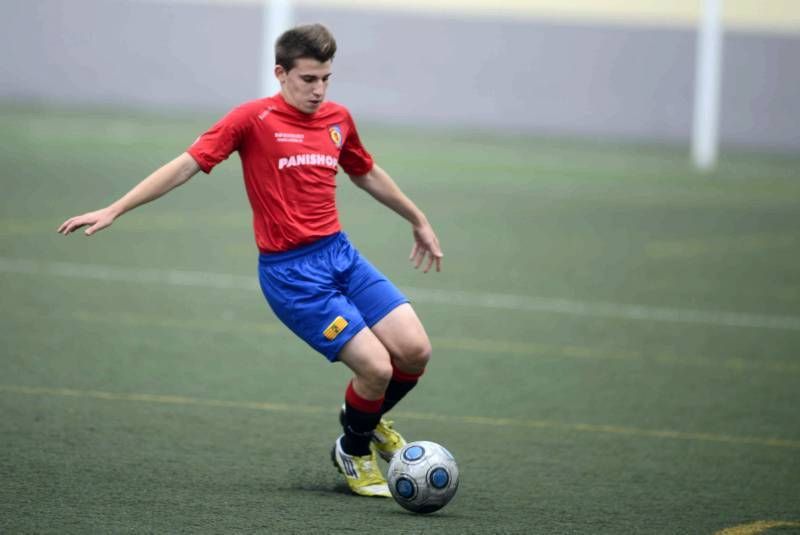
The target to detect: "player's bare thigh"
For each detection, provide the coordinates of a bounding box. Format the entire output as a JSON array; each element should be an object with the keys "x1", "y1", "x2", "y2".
[{"x1": 370, "y1": 303, "x2": 431, "y2": 374}]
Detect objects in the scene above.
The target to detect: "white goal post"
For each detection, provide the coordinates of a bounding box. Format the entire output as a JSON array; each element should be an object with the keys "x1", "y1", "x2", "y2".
[
  {"x1": 261, "y1": 0, "x2": 294, "y2": 98},
  {"x1": 692, "y1": 0, "x2": 725, "y2": 172}
]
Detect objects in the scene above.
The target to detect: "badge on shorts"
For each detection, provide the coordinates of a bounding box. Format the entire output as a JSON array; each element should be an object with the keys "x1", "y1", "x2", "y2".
[{"x1": 323, "y1": 316, "x2": 348, "y2": 340}]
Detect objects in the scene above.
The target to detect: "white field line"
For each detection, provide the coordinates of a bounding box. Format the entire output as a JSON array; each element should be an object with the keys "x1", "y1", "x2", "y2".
[
  {"x1": 2, "y1": 257, "x2": 800, "y2": 331},
  {"x1": 405, "y1": 287, "x2": 800, "y2": 331}
]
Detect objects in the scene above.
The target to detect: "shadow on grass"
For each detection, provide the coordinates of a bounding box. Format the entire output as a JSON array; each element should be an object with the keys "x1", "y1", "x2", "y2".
[{"x1": 285, "y1": 482, "x2": 464, "y2": 519}]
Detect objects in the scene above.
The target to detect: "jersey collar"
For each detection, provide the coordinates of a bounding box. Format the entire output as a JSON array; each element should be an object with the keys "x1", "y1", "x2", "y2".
[{"x1": 273, "y1": 92, "x2": 321, "y2": 121}]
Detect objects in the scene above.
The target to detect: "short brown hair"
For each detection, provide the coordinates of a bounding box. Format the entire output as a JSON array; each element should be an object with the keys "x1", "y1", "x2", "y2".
[{"x1": 275, "y1": 24, "x2": 337, "y2": 71}]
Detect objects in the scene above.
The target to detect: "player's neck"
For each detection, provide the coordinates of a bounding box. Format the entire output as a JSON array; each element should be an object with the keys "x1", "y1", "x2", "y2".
[{"x1": 278, "y1": 91, "x2": 318, "y2": 117}]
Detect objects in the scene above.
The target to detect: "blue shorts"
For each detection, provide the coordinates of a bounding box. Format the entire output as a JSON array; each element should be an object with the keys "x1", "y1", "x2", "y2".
[{"x1": 257, "y1": 232, "x2": 408, "y2": 362}]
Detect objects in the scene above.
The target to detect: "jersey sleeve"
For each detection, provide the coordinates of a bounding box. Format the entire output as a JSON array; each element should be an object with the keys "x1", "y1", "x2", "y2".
[
  {"x1": 187, "y1": 104, "x2": 253, "y2": 174},
  {"x1": 338, "y1": 112, "x2": 374, "y2": 176}
]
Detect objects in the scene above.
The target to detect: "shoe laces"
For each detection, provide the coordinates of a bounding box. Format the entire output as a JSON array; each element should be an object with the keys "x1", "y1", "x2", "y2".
[
  {"x1": 379, "y1": 419, "x2": 395, "y2": 431},
  {"x1": 376, "y1": 419, "x2": 402, "y2": 444}
]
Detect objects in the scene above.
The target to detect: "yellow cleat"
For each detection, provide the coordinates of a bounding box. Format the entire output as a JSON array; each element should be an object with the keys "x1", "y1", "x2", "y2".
[
  {"x1": 339, "y1": 405, "x2": 408, "y2": 462},
  {"x1": 331, "y1": 435, "x2": 391, "y2": 498},
  {"x1": 372, "y1": 418, "x2": 407, "y2": 462}
]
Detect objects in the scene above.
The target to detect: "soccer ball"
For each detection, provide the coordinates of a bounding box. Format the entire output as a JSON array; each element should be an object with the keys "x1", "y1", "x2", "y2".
[{"x1": 387, "y1": 441, "x2": 459, "y2": 514}]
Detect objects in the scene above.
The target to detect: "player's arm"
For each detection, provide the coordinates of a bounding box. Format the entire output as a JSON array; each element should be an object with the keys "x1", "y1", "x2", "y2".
[
  {"x1": 58, "y1": 152, "x2": 201, "y2": 236},
  {"x1": 349, "y1": 164, "x2": 443, "y2": 273}
]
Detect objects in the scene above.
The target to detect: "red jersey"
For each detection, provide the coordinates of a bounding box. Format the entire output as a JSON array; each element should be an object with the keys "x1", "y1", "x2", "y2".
[{"x1": 187, "y1": 93, "x2": 374, "y2": 253}]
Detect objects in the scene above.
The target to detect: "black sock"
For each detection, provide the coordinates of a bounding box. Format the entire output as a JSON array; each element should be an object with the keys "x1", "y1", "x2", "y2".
[
  {"x1": 380, "y1": 377, "x2": 419, "y2": 415},
  {"x1": 341, "y1": 382, "x2": 383, "y2": 456},
  {"x1": 342, "y1": 403, "x2": 382, "y2": 456},
  {"x1": 380, "y1": 368, "x2": 424, "y2": 415}
]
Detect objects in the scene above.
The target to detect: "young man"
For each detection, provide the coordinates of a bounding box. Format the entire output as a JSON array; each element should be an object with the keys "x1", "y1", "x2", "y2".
[{"x1": 57, "y1": 23, "x2": 442, "y2": 498}]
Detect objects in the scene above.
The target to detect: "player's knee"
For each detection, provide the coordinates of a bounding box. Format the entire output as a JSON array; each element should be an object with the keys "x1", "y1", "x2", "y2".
[
  {"x1": 414, "y1": 339, "x2": 432, "y2": 370},
  {"x1": 398, "y1": 337, "x2": 432, "y2": 373}
]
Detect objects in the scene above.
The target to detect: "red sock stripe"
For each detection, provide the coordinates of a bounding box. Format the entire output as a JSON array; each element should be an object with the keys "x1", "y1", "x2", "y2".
[
  {"x1": 392, "y1": 367, "x2": 424, "y2": 383},
  {"x1": 345, "y1": 381, "x2": 384, "y2": 413}
]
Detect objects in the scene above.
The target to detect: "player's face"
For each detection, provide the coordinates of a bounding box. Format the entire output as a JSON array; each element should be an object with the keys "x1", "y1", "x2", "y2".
[{"x1": 276, "y1": 58, "x2": 332, "y2": 114}]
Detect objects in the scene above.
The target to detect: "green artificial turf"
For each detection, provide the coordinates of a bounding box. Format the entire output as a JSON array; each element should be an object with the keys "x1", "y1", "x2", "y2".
[{"x1": 1, "y1": 104, "x2": 799, "y2": 534}]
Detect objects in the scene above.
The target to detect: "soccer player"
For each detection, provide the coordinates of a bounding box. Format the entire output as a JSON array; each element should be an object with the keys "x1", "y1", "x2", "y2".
[{"x1": 57, "y1": 23, "x2": 442, "y2": 498}]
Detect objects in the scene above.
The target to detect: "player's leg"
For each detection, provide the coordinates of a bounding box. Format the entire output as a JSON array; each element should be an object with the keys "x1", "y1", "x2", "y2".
[
  {"x1": 359, "y1": 303, "x2": 431, "y2": 460},
  {"x1": 331, "y1": 327, "x2": 394, "y2": 497},
  {"x1": 336, "y1": 328, "x2": 393, "y2": 456},
  {"x1": 369, "y1": 303, "x2": 431, "y2": 415}
]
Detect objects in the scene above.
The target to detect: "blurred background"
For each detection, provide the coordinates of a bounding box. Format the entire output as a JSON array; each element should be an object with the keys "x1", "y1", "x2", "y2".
[
  {"x1": 1, "y1": 2, "x2": 799, "y2": 533},
  {"x1": 2, "y1": 0, "x2": 799, "y2": 152}
]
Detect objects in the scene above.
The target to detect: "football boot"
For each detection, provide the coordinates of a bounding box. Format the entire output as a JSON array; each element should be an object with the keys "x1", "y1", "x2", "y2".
[{"x1": 330, "y1": 435, "x2": 391, "y2": 497}]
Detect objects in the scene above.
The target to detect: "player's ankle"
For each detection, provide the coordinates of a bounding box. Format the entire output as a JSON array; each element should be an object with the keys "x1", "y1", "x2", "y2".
[{"x1": 341, "y1": 430, "x2": 373, "y2": 456}]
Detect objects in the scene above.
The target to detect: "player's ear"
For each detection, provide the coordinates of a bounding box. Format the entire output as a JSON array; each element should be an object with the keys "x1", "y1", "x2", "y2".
[{"x1": 274, "y1": 65, "x2": 287, "y2": 84}]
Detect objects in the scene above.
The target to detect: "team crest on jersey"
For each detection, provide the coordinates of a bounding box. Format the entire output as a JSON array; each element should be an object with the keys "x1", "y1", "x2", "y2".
[{"x1": 328, "y1": 125, "x2": 343, "y2": 149}]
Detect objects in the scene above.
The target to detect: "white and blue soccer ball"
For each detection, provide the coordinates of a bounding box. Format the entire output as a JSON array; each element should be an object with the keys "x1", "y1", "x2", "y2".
[{"x1": 387, "y1": 441, "x2": 459, "y2": 514}]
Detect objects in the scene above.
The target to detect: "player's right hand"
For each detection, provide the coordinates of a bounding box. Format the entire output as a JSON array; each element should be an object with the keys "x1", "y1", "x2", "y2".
[{"x1": 57, "y1": 207, "x2": 117, "y2": 236}]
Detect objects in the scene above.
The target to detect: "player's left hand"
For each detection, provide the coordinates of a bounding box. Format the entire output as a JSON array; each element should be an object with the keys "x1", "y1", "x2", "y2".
[{"x1": 409, "y1": 222, "x2": 443, "y2": 273}]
